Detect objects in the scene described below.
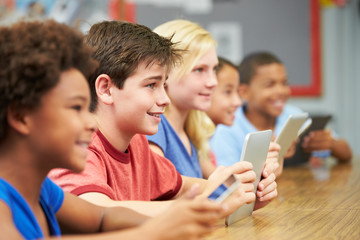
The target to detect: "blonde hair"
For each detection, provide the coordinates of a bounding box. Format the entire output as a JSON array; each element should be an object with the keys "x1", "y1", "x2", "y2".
[{"x1": 154, "y1": 19, "x2": 217, "y2": 162}]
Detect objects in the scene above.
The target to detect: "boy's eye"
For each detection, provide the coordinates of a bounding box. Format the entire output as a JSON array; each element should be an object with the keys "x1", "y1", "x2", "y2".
[
  {"x1": 72, "y1": 105, "x2": 82, "y2": 111},
  {"x1": 283, "y1": 80, "x2": 289, "y2": 86},
  {"x1": 264, "y1": 81, "x2": 275, "y2": 88},
  {"x1": 146, "y1": 83, "x2": 156, "y2": 89}
]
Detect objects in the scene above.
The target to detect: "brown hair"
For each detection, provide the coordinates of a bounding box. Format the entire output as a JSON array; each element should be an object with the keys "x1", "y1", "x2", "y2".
[
  {"x1": 238, "y1": 51, "x2": 282, "y2": 84},
  {"x1": 0, "y1": 20, "x2": 97, "y2": 142},
  {"x1": 217, "y1": 56, "x2": 238, "y2": 76},
  {"x1": 85, "y1": 20, "x2": 182, "y2": 112}
]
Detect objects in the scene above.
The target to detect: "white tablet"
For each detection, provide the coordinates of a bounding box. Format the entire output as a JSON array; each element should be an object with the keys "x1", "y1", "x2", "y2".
[
  {"x1": 275, "y1": 113, "x2": 309, "y2": 162},
  {"x1": 225, "y1": 129, "x2": 272, "y2": 226}
]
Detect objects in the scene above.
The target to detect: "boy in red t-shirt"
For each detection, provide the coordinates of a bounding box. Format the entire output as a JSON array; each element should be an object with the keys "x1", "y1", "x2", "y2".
[{"x1": 49, "y1": 21, "x2": 277, "y2": 217}]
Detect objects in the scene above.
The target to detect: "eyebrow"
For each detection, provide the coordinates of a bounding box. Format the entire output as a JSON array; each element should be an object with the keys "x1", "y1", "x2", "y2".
[
  {"x1": 67, "y1": 95, "x2": 88, "y2": 102},
  {"x1": 145, "y1": 75, "x2": 164, "y2": 81}
]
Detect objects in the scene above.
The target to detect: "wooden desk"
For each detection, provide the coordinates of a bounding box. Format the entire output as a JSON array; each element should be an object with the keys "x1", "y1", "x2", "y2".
[{"x1": 205, "y1": 157, "x2": 360, "y2": 239}]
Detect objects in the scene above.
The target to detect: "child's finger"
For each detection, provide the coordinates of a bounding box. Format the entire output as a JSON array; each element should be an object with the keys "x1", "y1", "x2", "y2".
[
  {"x1": 230, "y1": 161, "x2": 253, "y2": 174},
  {"x1": 235, "y1": 169, "x2": 256, "y2": 183},
  {"x1": 257, "y1": 182, "x2": 278, "y2": 201},
  {"x1": 257, "y1": 173, "x2": 276, "y2": 191}
]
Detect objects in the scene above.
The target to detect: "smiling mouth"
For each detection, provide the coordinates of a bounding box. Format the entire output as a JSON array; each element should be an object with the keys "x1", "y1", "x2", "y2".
[
  {"x1": 148, "y1": 113, "x2": 161, "y2": 118},
  {"x1": 76, "y1": 141, "x2": 90, "y2": 148}
]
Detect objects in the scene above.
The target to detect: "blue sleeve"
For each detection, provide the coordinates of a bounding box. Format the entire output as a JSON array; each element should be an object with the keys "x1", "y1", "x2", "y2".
[
  {"x1": 147, "y1": 118, "x2": 167, "y2": 153},
  {"x1": 210, "y1": 124, "x2": 244, "y2": 167},
  {"x1": 0, "y1": 180, "x2": 10, "y2": 206},
  {"x1": 41, "y1": 178, "x2": 64, "y2": 214}
]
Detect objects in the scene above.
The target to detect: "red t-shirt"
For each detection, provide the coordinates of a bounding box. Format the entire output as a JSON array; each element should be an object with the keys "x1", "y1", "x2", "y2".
[{"x1": 49, "y1": 131, "x2": 182, "y2": 201}]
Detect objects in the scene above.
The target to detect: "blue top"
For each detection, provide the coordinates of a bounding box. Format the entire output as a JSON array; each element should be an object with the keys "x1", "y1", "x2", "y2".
[
  {"x1": 210, "y1": 104, "x2": 303, "y2": 167},
  {"x1": 147, "y1": 115, "x2": 203, "y2": 178},
  {"x1": 0, "y1": 177, "x2": 64, "y2": 239}
]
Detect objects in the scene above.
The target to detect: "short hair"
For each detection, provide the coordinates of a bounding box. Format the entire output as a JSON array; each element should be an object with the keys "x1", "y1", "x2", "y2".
[
  {"x1": 238, "y1": 51, "x2": 283, "y2": 84},
  {"x1": 0, "y1": 20, "x2": 97, "y2": 143},
  {"x1": 217, "y1": 56, "x2": 239, "y2": 78},
  {"x1": 85, "y1": 20, "x2": 182, "y2": 112}
]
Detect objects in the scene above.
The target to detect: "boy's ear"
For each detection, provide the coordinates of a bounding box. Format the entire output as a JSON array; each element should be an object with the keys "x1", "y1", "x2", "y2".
[
  {"x1": 6, "y1": 107, "x2": 30, "y2": 136},
  {"x1": 238, "y1": 84, "x2": 249, "y2": 101},
  {"x1": 95, "y1": 74, "x2": 114, "y2": 105}
]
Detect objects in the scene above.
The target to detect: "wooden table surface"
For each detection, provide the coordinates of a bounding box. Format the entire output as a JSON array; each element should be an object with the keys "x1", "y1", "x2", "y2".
[{"x1": 204, "y1": 157, "x2": 360, "y2": 239}]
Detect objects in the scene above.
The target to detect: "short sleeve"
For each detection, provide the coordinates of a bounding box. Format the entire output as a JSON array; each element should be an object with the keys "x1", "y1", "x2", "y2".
[
  {"x1": 48, "y1": 150, "x2": 115, "y2": 199},
  {"x1": 41, "y1": 178, "x2": 64, "y2": 213},
  {"x1": 148, "y1": 150, "x2": 183, "y2": 200}
]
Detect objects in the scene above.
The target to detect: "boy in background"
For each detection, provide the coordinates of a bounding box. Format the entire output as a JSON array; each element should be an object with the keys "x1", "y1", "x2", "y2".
[
  {"x1": 210, "y1": 51, "x2": 352, "y2": 173},
  {"x1": 0, "y1": 19, "x2": 225, "y2": 239},
  {"x1": 49, "y1": 21, "x2": 262, "y2": 217}
]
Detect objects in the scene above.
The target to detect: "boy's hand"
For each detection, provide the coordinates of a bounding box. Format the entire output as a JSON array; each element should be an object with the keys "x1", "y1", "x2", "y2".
[
  {"x1": 205, "y1": 161, "x2": 256, "y2": 216},
  {"x1": 254, "y1": 154, "x2": 278, "y2": 210},
  {"x1": 302, "y1": 129, "x2": 333, "y2": 152},
  {"x1": 141, "y1": 184, "x2": 224, "y2": 240}
]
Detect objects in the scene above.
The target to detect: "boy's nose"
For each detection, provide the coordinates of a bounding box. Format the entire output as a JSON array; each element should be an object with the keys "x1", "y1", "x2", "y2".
[{"x1": 157, "y1": 87, "x2": 170, "y2": 107}]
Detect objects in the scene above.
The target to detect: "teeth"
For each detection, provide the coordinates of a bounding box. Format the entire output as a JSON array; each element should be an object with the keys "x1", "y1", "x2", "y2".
[
  {"x1": 149, "y1": 113, "x2": 160, "y2": 117},
  {"x1": 78, "y1": 143, "x2": 88, "y2": 148}
]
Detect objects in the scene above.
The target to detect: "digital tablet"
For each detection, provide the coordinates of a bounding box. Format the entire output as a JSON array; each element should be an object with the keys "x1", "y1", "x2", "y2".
[
  {"x1": 287, "y1": 114, "x2": 332, "y2": 166},
  {"x1": 225, "y1": 129, "x2": 272, "y2": 226},
  {"x1": 275, "y1": 113, "x2": 309, "y2": 162},
  {"x1": 208, "y1": 174, "x2": 240, "y2": 203}
]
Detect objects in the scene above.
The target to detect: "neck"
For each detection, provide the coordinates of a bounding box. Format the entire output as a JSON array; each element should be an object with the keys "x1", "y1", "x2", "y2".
[
  {"x1": 95, "y1": 107, "x2": 133, "y2": 153},
  {"x1": 0, "y1": 139, "x2": 46, "y2": 207},
  {"x1": 244, "y1": 106, "x2": 276, "y2": 131},
  {"x1": 165, "y1": 104, "x2": 189, "y2": 135}
]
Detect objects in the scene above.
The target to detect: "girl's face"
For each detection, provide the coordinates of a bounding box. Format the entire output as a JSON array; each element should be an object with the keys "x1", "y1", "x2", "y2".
[
  {"x1": 206, "y1": 64, "x2": 242, "y2": 126},
  {"x1": 166, "y1": 46, "x2": 218, "y2": 112},
  {"x1": 26, "y1": 69, "x2": 96, "y2": 173}
]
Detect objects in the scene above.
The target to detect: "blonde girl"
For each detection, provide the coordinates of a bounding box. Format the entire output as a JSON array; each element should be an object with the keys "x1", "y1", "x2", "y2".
[{"x1": 147, "y1": 19, "x2": 218, "y2": 178}]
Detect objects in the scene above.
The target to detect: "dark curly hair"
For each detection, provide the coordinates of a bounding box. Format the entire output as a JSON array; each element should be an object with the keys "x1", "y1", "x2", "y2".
[
  {"x1": 217, "y1": 56, "x2": 239, "y2": 78},
  {"x1": 0, "y1": 20, "x2": 98, "y2": 142},
  {"x1": 238, "y1": 51, "x2": 283, "y2": 85},
  {"x1": 85, "y1": 20, "x2": 182, "y2": 112}
]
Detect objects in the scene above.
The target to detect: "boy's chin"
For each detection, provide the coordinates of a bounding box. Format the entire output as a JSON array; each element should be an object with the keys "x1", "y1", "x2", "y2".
[{"x1": 142, "y1": 127, "x2": 159, "y2": 136}]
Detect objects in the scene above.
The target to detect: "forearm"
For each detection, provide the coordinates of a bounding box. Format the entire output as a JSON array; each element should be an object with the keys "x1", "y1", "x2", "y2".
[
  {"x1": 79, "y1": 193, "x2": 174, "y2": 217},
  {"x1": 175, "y1": 176, "x2": 208, "y2": 198},
  {"x1": 331, "y1": 138, "x2": 352, "y2": 162},
  {"x1": 100, "y1": 207, "x2": 149, "y2": 232},
  {"x1": 47, "y1": 226, "x2": 154, "y2": 240}
]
